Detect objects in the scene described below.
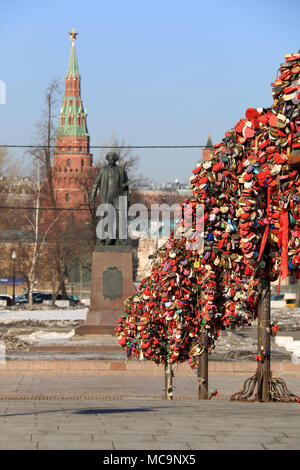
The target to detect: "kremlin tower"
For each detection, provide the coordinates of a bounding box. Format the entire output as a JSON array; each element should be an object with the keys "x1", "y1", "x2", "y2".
[
  {"x1": 52, "y1": 30, "x2": 96, "y2": 216},
  {"x1": 202, "y1": 133, "x2": 215, "y2": 161}
]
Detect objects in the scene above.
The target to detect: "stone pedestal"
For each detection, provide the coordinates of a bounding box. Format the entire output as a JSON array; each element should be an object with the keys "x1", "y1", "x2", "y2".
[{"x1": 75, "y1": 250, "x2": 136, "y2": 336}]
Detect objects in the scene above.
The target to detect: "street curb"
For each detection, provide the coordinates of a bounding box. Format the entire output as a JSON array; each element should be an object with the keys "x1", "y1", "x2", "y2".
[
  {"x1": 0, "y1": 359, "x2": 300, "y2": 375},
  {"x1": 0, "y1": 393, "x2": 222, "y2": 401}
]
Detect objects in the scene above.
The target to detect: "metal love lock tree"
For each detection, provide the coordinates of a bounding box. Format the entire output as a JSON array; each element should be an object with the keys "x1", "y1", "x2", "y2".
[
  {"x1": 115, "y1": 51, "x2": 300, "y2": 402},
  {"x1": 114, "y1": 231, "x2": 216, "y2": 400},
  {"x1": 190, "y1": 51, "x2": 300, "y2": 402}
]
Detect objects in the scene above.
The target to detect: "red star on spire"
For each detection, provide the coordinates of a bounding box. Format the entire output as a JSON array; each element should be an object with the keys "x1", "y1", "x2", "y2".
[{"x1": 69, "y1": 28, "x2": 78, "y2": 42}]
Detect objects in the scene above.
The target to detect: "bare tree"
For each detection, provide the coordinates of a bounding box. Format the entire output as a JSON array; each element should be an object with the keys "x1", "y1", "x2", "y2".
[
  {"x1": 26, "y1": 157, "x2": 60, "y2": 304},
  {"x1": 31, "y1": 78, "x2": 62, "y2": 197},
  {"x1": 0, "y1": 146, "x2": 23, "y2": 178},
  {"x1": 22, "y1": 78, "x2": 70, "y2": 303},
  {"x1": 95, "y1": 132, "x2": 152, "y2": 189},
  {"x1": 0, "y1": 146, "x2": 13, "y2": 177}
]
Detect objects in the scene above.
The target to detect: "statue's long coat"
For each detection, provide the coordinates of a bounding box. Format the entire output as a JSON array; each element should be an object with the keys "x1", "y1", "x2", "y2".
[{"x1": 91, "y1": 164, "x2": 129, "y2": 209}]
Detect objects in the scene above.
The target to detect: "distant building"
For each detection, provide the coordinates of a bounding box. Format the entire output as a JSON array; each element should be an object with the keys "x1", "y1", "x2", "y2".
[
  {"x1": 0, "y1": 177, "x2": 35, "y2": 204},
  {"x1": 202, "y1": 133, "x2": 215, "y2": 161}
]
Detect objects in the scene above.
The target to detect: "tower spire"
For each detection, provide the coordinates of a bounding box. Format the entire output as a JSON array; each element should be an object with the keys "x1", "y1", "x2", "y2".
[
  {"x1": 57, "y1": 30, "x2": 87, "y2": 138},
  {"x1": 205, "y1": 132, "x2": 213, "y2": 148},
  {"x1": 51, "y1": 30, "x2": 96, "y2": 216},
  {"x1": 67, "y1": 29, "x2": 80, "y2": 79},
  {"x1": 202, "y1": 133, "x2": 214, "y2": 161}
]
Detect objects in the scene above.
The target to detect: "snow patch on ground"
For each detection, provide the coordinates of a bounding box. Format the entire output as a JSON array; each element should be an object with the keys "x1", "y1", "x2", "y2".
[
  {"x1": 17, "y1": 330, "x2": 75, "y2": 345},
  {"x1": 0, "y1": 308, "x2": 87, "y2": 322}
]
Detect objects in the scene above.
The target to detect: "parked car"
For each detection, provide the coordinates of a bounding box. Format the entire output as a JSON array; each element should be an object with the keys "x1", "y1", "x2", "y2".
[
  {"x1": 34, "y1": 293, "x2": 80, "y2": 304},
  {"x1": 0, "y1": 294, "x2": 13, "y2": 306},
  {"x1": 15, "y1": 292, "x2": 46, "y2": 305},
  {"x1": 15, "y1": 292, "x2": 82, "y2": 306},
  {"x1": 67, "y1": 295, "x2": 82, "y2": 305},
  {"x1": 16, "y1": 292, "x2": 82, "y2": 306},
  {"x1": 31, "y1": 293, "x2": 52, "y2": 303},
  {"x1": 65, "y1": 294, "x2": 81, "y2": 306}
]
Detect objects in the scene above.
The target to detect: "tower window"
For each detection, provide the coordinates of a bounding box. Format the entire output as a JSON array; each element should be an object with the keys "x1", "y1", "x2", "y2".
[
  {"x1": 81, "y1": 159, "x2": 84, "y2": 166},
  {"x1": 67, "y1": 159, "x2": 71, "y2": 166},
  {"x1": 65, "y1": 193, "x2": 70, "y2": 202},
  {"x1": 68, "y1": 146, "x2": 71, "y2": 153}
]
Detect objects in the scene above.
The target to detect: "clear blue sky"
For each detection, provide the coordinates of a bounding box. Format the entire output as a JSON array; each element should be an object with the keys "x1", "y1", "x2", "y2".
[{"x1": 0, "y1": 0, "x2": 299, "y2": 183}]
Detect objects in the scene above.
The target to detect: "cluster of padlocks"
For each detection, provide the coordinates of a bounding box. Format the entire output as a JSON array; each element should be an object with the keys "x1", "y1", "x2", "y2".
[{"x1": 115, "y1": 52, "x2": 300, "y2": 373}]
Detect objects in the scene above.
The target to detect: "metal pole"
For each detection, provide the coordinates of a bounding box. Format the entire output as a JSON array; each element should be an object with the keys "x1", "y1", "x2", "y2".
[
  {"x1": 164, "y1": 317, "x2": 173, "y2": 400},
  {"x1": 12, "y1": 258, "x2": 16, "y2": 305},
  {"x1": 164, "y1": 361, "x2": 172, "y2": 400},
  {"x1": 198, "y1": 331, "x2": 208, "y2": 400},
  {"x1": 80, "y1": 260, "x2": 83, "y2": 299},
  {"x1": 164, "y1": 361, "x2": 168, "y2": 400},
  {"x1": 296, "y1": 278, "x2": 300, "y2": 308},
  {"x1": 257, "y1": 276, "x2": 271, "y2": 401}
]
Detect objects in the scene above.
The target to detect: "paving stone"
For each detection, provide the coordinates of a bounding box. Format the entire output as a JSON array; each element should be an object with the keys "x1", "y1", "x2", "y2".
[
  {"x1": 31, "y1": 432, "x2": 94, "y2": 441},
  {"x1": 37, "y1": 440, "x2": 114, "y2": 450},
  {"x1": 112, "y1": 440, "x2": 191, "y2": 450},
  {"x1": 189, "y1": 443, "x2": 265, "y2": 450},
  {"x1": 264, "y1": 443, "x2": 300, "y2": 450},
  {"x1": 0, "y1": 442, "x2": 39, "y2": 450}
]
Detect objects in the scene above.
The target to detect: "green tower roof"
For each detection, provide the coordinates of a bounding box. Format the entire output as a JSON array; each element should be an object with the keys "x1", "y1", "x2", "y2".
[
  {"x1": 56, "y1": 33, "x2": 89, "y2": 139},
  {"x1": 205, "y1": 133, "x2": 213, "y2": 148},
  {"x1": 66, "y1": 41, "x2": 80, "y2": 78}
]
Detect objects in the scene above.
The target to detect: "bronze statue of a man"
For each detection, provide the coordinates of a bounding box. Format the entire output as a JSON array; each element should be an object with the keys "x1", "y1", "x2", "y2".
[
  {"x1": 90, "y1": 152, "x2": 130, "y2": 247},
  {"x1": 90, "y1": 152, "x2": 129, "y2": 206}
]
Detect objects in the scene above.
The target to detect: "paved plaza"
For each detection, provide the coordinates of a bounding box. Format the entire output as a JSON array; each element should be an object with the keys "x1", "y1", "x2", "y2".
[
  {"x1": 0, "y1": 398, "x2": 299, "y2": 451},
  {"x1": 0, "y1": 374, "x2": 299, "y2": 450},
  {"x1": 1, "y1": 311, "x2": 300, "y2": 451}
]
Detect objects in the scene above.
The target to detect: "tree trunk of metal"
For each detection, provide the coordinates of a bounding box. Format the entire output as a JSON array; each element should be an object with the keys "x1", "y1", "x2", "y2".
[
  {"x1": 12, "y1": 258, "x2": 16, "y2": 305},
  {"x1": 198, "y1": 331, "x2": 208, "y2": 399},
  {"x1": 164, "y1": 361, "x2": 173, "y2": 400},
  {"x1": 257, "y1": 276, "x2": 271, "y2": 401},
  {"x1": 296, "y1": 278, "x2": 300, "y2": 308},
  {"x1": 230, "y1": 275, "x2": 299, "y2": 402}
]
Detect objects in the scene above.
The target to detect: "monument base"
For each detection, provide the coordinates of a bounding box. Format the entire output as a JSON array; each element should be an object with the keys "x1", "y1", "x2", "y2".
[
  {"x1": 74, "y1": 324, "x2": 118, "y2": 336},
  {"x1": 74, "y1": 250, "x2": 135, "y2": 337}
]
